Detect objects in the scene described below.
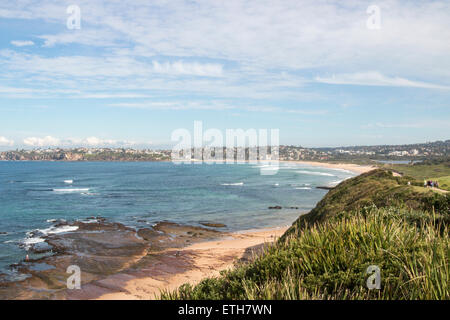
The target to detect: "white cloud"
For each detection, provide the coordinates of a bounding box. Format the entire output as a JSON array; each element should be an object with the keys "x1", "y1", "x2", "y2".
[
  {"x1": 0, "y1": 85, "x2": 81, "y2": 98},
  {"x1": 315, "y1": 72, "x2": 450, "y2": 90},
  {"x1": 76, "y1": 93, "x2": 153, "y2": 99},
  {"x1": 0, "y1": 85, "x2": 152, "y2": 99},
  {"x1": 1, "y1": 1, "x2": 449, "y2": 77},
  {"x1": 0, "y1": 0, "x2": 448, "y2": 106},
  {"x1": 364, "y1": 120, "x2": 450, "y2": 129},
  {"x1": 109, "y1": 101, "x2": 326, "y2": 115},
  {"x1": 22, "y1": 136, "x2": 137, "y2": 147},
  {"x1": 38, "y1": 30, "x2": 118, "y2": 47},
  {"x1": 0, "y1": 0, "x2": 449, "y2": 126},
  {"x1": 75, "y1": 137, "x2": 135, "y2": 147},
  {"x1": 152, "y1": 61, "x2": 223, "y2": 77},
  {"x1": 10, "y1": 40, "x2": 34, "y2": 47},
  {"x1": 0, "y1": 136, "x2": 14, "y2": 146},
  {"x1": 0, "y1": 50, "x2": 223, "y2": 79},
  {"x1": 109, "y1": 101, "x2": 233, "y2": 111},
  {"x1": 0, "y1": 84, "x2": 79, "y2": 95},
  {"x1": 23, "y1": 136, "x2": 60, "y2": 147}
]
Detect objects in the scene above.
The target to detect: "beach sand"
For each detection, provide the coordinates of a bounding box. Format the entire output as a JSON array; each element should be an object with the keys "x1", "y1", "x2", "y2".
[
  {"x1": 0, "y1": 161, "x2": 375, "y2": 300},
  {"x1": 281, "y1": 160, "x2": 376, "y2": 174},
  {"x1": 93, "y1": 161, "x2": 374, "y2": 300},
  {"x1": 177, "y1": 159, "x2": 376, "y2": 175},
  {"x1": 94, "y1": 227, "x2": 287, "y2": 300}
]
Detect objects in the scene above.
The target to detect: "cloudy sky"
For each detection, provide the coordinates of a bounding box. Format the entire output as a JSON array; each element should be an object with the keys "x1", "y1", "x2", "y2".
[{"x1": 0, "y1": 0, "x2": 449, "y2": 149}]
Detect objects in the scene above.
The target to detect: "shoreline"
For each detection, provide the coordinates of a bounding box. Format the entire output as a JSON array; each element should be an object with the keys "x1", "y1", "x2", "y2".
[
  {"x1": 1, "y1": 161, "x2": 374, "y2": 299},
  {"x1": 280, "y1": 160, "x2": 376, "y2": 174},
  {"x1": 1, "y1": 159, "x2": 376, "y2": 175},
  {"x1": 173, "y1": 159, "x2": 376, "y2": 175},
  {"x1": 91, "y1": 162, "x2": 374, "y2": 300},
  {"x1": 93, "y1": 226, "x2": 288, "y2": 300}
]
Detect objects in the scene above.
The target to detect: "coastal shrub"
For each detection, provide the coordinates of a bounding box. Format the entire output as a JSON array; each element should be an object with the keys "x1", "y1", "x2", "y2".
[
  {"x1": 161, "y1": 206, "x2": 449, "y2": 300},
  {"x1": 285, "y1": 169, "x2": 449, "y2": 235},
  {"x1": 161, "y1": 170, "x2": 449, "y2": 300}
]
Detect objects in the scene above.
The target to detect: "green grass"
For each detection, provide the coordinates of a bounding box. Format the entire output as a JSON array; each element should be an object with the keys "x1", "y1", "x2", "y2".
[
  {"x1": 434, "y1": 176, "x2": 450, "y2": 191},
  {"x1": 384, "y1": 159, "x2": 450, "y2": 191},
  {"x1": 161, "y1": 206, "x2": 448, "y2": 300},
  {"x1": 285, "y1": 169, "x2": 449, "y2": 229},
  {"x1": 160, "y1": 169, "x2": 449, "y2": 300}
]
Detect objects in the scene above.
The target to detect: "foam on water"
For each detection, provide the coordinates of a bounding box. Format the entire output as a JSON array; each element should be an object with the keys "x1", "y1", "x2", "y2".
[
  {"x1": 40, "y1": 225, "x2": 79, "y2": 235},
  {"x1": 22, "y1": 225, "x2": 79, "y2": 250},
  {"x1": 0, "y1": 161, "x2": 357, "y2": 277},
  {"x1": 291, "y1": 183, "x2": 311, "y2": 186},
  {"x1": 52, "y1": 188, "x2": 89, "y2": 193},
  {"x1": 295, "y1": 170, "x2": 335, "y2": 177},
  {"x1": 326, "y1": 168, "x2": 354, "y2": 174},
  {"x1": 22, "y1": 237, "x2": 45, "y2": 246},
  {"x1": 77, "y1": 218, "x2": 98, "y2": 224}
]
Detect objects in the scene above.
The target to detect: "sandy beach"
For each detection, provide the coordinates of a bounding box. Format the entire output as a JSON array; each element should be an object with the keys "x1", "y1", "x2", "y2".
[
  {"x1": 94, "y1": 227, "x2": 287, "y2": 300},
  {"x1": 92, "y1": 161, "x2": 374, "y2": 300},
  {"x1": 0, "y1": 161, "x2": 374, "y2": 300},
  {"x1": 175, "y1": 159, "x2": 376, "y2": 175},
  {"x1": 281, "y1": 160, "x2": 376, "y2": 174}
]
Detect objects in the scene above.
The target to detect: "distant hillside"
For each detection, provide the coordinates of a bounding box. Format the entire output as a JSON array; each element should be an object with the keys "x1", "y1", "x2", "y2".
[
  {"x1": 0, "y1": 149, "x2": 171, "y2": 161},
  {"x1": 162, "y1": 169, "x2": 449, "y2": 300},
  {"x1": 1, "y1": 139, "x2": 449, "y2": 162},
  {"x1": 280, "y1": 140, "x2": 450, "y2": 161}
]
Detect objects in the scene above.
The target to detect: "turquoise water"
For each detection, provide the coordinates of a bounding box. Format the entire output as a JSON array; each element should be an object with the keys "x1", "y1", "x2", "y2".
[{"x1": 0, "y1": 161, "x2": 354, "y2": 278}]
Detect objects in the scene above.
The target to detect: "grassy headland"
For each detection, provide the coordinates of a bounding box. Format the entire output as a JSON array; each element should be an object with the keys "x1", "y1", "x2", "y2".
[
  {"x1": 161, "y1": 169, "x2": 449, "y2": 300},
  {"x1": 381, "y1": 159, "x2": 450, "y2": 191}
]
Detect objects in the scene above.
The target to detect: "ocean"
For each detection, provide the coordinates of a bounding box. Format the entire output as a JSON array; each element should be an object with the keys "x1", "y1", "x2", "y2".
[{"x1": 0, "y1": 161, "x2": 355, "y2": 279}]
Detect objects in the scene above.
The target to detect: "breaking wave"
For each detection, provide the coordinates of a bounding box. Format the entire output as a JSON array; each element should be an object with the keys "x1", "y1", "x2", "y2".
[
  {"x1": 52, "y1": 188, "x2": 89, "y2": 193},
  {"x1": 295, "y1": 170, "x2": 335, "y2": 177},
  {"x1": 221, "y1": 182, "x2": 244, "y2": 186}
]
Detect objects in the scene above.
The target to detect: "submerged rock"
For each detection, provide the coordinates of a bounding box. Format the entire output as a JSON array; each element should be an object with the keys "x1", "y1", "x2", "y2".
[
  {"x1": 268, "y1": 206, "x2": 282, "y2": 210},
  {"x1": 29, "y1": 241, "x2": 53, "y2": 254},
  {"x1": 316, "y1": 186, "x2": 334, "y2": 190},
  {"x1": 0, "y1": 218, "x2": 225, "y2": 300},
  {"x1": 199, "y1": 222, "x2": 227, "y2": 228}
]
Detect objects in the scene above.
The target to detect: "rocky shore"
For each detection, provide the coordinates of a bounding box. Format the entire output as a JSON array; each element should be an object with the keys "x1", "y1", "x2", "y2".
[{"x1": 0, "y1": 218, "x2": 224, "y2": 299}]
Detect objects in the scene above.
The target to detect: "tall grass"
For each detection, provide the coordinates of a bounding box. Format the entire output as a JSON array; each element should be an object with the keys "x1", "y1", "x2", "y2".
[{"x1": 161, "y1": 206, "x2": 449, "y2": 300}]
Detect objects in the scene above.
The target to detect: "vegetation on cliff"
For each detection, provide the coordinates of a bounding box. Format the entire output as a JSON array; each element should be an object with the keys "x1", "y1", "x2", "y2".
[
  {"x1": 161, "y1": 169, "x2": 449, "y2": 300},
  {"x1": 285, "y1": 169, "x2": 449, "y2": 230},
  {"x1": 0, "y1": 149, "x2": 171, "y2": 161}
]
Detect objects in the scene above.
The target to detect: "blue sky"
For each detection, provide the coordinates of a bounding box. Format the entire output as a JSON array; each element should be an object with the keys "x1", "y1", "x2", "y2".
[{"x1": 0, "y1": 0, "x2": 449, "y2": 149}]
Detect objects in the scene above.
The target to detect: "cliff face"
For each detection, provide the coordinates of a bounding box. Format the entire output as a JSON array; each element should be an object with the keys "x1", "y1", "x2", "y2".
[
  {"x1": 62, "y1": 152, "x2": 84, "y2": 161},
  {"x1": 0, "y1": 150, "x2": 170, "y2": 161},
  {"x1": 0, "y1": 151, "x2": 70, "y2": 161}
]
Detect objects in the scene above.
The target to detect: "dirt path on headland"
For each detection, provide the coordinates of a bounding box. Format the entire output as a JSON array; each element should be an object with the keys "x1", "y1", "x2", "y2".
[{"x1": 93, "y1": 227, "x2": 287, "y2": 300}]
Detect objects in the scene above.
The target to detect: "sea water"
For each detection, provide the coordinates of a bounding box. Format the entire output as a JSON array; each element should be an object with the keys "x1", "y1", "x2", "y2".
[{"x1": 0, "y1": 161, "x2": 354, "y2": 278}]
